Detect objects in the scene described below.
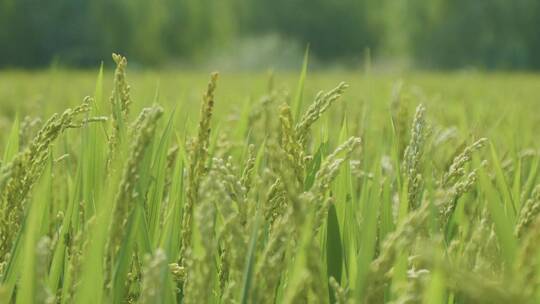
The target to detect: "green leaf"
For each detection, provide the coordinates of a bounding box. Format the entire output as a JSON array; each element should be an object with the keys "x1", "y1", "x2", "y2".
[
  {"x1": 3, "y1": 114, "x2": 19, "y2": 164},
  {"x1": 354, "y1": 162, "x2": 380, "y2": 300},
  {"x1": 489, "y1": 142, "x2": 516, "y2": 223},
  {"x1": 148, "y1": 110, "x2": 175, "y2": 245},
  {"x1": 292, "y1": 45, "x2": 309, "y2": 121},
  {"x1": 477, "y1": 158, "x2": 517, "y2": 266},
  {"x1": 326, "y1": 203, "x2": 343, "y2": 303},
  {"x1": 240, "y1": 212, "x2": 262, "y2": 304}
]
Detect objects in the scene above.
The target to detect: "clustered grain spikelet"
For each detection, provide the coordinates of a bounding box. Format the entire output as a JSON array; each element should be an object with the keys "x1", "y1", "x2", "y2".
[
  {"x1": 295, "y1": 82, "x2": 348, "y2": 146},
  {"x1": 180, "y1": 72, "x2": 219, "y2": 268},
  {"x1": 0, "y1": 102, "x2": 91, "y2": 261},
  {"x1": 108, "y1": 53, "x2": 132, "y2": 169},
  {"x1": 402, "y1": 104, "x2": 427, "y2": 210},
  {"x1": 140, "y1": 249, "x2": 167, "y2": 304},
  {"x1": 515, "y1": 185, "x2": 540, "y2": 237},
  {"x1": 108, "y1": 106, "x2": 163, "y2": 255}
]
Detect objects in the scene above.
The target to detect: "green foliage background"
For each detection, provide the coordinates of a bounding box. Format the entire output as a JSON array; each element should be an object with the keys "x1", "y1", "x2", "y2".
[{"x1": 1, "y1": 0, "x2": 539, "y2": 69}]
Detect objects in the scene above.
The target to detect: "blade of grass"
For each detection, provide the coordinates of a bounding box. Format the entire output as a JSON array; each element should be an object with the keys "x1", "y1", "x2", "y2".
[
  {"x1": 240, "y1": 211, "x2": 261, "y2": 304},
  {"x1": 292, "y1": 46, "x2": 309, "y2": 121},
  {"x1": 477, "y1": 157, "x2": 517, "y2": 266},
  {"x1": 2, "y1": 114, "x2": 19, "y2": 164},
  {"x1": 326, "y1": 203, "x2": 343, "y2": 303},
  {"x1": 489, "y1": 142, "x2": 516, "y2": 222}
]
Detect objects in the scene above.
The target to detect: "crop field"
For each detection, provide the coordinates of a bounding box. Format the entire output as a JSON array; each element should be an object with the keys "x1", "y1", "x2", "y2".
[{"x1": 1, "y1": 55, "x2": 540, "y2": 303}]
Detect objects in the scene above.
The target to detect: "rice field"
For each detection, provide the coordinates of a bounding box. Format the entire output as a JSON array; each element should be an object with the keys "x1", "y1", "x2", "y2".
[{"x1": 1, "y1": 55, "x2": 540, "y2": 303}]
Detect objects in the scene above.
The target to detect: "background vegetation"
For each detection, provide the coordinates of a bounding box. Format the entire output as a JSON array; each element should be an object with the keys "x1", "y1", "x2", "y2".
[{"x1": 1, "y1": 0, "x2": 539, "y2": 69}]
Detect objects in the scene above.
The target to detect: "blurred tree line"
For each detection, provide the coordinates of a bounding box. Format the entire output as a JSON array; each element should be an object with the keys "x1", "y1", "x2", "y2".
[{"x1": 0, "y1": 0, "x2": 539, "y2": 69}]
